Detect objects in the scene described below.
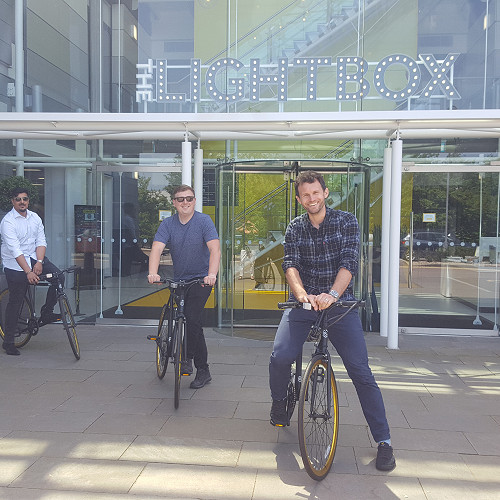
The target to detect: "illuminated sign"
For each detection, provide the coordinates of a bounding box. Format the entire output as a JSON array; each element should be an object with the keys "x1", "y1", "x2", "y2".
[{"x1": 136, "y1": 53, "x2": 460, "y2": 104}]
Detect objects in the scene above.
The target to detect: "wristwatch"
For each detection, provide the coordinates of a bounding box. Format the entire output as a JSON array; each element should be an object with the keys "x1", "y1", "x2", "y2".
[
  {"x1": 37, "y1": 259, "x2": 43, "y2": 263},
  {"x1": 329, "y1": 289, "x2": 339, "y2": 300}
]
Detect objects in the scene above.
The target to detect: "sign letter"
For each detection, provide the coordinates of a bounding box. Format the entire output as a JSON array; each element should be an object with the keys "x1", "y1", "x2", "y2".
[{"x1": 336, "y1": 57, "x2": 370, "y2": 100}]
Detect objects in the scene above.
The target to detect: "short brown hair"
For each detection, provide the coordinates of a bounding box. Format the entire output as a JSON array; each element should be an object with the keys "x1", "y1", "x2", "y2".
[
  {"x1": 294, "y1": 171, "x2": 326, "y2": 196},
  {"x1": 173, "y1": 184, "x2": 195, "y2": 197}
]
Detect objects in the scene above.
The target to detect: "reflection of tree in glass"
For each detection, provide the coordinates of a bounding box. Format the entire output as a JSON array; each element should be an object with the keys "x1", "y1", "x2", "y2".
[
  {"x1": 137, "y1": 175, "x2": 179, "y2": 246},
  {"x1": 411, "y1": 172, "x2": 498, "y2": 243}
]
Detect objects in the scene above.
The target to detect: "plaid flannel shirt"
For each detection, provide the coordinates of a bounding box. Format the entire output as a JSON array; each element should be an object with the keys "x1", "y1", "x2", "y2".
[{"x1": 282, "y1": 207, "x2": 359, "y2": 299}]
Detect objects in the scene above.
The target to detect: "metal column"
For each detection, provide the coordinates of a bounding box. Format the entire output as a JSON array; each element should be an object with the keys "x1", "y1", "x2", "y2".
[{"x1": 387, "y1": 138, "x2": 403, "y2": 349}]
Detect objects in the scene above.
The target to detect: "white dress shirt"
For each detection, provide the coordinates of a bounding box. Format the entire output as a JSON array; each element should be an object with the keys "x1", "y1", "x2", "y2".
[{"x1": 0, "y1": 208, "x2": 47, "y2": 271}]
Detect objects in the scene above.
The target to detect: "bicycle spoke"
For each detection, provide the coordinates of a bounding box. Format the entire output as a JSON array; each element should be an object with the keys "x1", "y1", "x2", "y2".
[{"x1": 298, "y1": 357, "x2": 339, "y2": 480}]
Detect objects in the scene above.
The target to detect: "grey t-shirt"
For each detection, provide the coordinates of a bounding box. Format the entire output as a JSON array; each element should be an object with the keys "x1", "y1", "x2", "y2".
[{"x1": 154, "y1": 211, "x2": 219, "y2": 280}]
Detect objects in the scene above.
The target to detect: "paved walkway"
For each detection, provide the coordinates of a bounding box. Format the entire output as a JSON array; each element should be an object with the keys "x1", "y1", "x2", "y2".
[{"x1": 1, "y1": 323, "x2": 500, "y2": 499}]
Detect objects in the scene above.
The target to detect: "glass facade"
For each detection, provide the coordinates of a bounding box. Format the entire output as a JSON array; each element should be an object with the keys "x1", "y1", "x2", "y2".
[{"x1": 0, "y1": 0, "x2": 499, "y2": 334}]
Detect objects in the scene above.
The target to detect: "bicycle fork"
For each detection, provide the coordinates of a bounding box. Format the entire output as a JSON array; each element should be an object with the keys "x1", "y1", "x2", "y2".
[{"x1": 308, "y1": 329, "x2": 332, "y2": 421}]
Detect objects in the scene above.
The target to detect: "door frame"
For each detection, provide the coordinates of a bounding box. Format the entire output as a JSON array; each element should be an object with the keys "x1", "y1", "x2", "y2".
[
  {"x1": 216, "y1": 159, "x2": 371, "y2": 331},
  {"x1": 399, "y1": 162, "x2": 500, "y2": 336}
]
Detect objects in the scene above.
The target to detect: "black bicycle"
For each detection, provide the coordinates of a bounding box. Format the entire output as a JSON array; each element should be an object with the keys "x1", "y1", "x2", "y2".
[
  {"x1": 277, "y1": 299, "x2": 364, "y2": 481},
  {"x1": 0, "y1": 266, "x2": 81, "y2": 359},
  {"x1": 147, "y1": 277, "x2": 204, "y2": 409}
]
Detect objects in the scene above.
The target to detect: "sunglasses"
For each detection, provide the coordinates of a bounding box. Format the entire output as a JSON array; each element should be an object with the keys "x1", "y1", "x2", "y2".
[
  {"x1": 14, "y1": 197, "x2": 29, "y2": 202},
  {"x1": 174, "y1": 196, "x2": 195, "y2": 203}
]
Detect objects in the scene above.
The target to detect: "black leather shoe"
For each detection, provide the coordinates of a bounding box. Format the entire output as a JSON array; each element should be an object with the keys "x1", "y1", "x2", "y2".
[
  {"x1": 3, "y1": 344, "x2": 20, "y2": 356},
  {"x1": 189, "y1": 368, "x2": 212, "y2": 389}
]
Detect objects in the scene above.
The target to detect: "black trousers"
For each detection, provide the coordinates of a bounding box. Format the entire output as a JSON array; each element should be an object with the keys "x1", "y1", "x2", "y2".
[
  {"x1": 3, "y1": 258, "x2": 62, "y2": 346},
  {"x1": 180, "y1": 282, "x2": 212, "y2": 370}
]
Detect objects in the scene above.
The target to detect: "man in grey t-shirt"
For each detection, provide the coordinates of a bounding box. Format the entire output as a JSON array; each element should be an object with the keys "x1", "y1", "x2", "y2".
[{"x1": 147, "y1": 185, "x2": 220, "y2": 389}]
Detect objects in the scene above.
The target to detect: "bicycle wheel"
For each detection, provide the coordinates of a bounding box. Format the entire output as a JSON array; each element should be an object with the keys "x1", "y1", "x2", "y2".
[
  {"x1": 0, "y1": 288, "x2": 36, "y2": 348},
  {"x1": 173, "y1": 317, "x2": 184, "y2": 409},
  {"x1": 298, "y1": 355, "x2": 339, "y2": 481},
  {"x1": 156, "y1": 304, "x2": 170, "y2": 379},
  {"x1": 59, "y1": 295, "x2": 80, "y2": 360}
]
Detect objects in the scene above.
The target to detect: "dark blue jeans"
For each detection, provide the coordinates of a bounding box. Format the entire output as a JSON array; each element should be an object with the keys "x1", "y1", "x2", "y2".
[
  {"x1": 3, "y1": 257, "x2": 62, "y2": 346},
  {"x1": 269, "y1": 306, "x2": 390, "y2": 443},
  {"x1": 182, "y1": 282, "x2": 212, "y2": 370}
]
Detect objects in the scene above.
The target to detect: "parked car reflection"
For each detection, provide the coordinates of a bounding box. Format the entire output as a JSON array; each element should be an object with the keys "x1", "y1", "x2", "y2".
[{"x1": 400, "y1": 231, "x2": 461, "y2": 258}]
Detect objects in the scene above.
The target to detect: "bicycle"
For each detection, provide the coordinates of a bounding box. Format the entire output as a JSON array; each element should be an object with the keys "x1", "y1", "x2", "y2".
[
  {"x1": 0, "y1": 266, "x2": 81, "y2": 359},
  {"x1": 147, "y1": 277, "x2": 204, "y2": 409},
  {"x1": 277, "y1": 299, "x2": 365, "y2": 481}
]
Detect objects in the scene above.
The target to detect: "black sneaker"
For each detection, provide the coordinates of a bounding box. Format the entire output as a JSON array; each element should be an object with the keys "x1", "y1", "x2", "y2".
[
  {"x1": 189, "y1": 367, "x2": 212, "y2": 389},
  {"x1": 376, "y1": 442, "x2": 396, "y2": 471},
  {"x1": 38, "y1": 312, "x2": 61, "y2": 327},
  {"x1": 181, "y1": 358, "x2": 193, "y2": 376},
  {"x1": 3, "y1": 343, "x2": 20, "y2": 356},
  {"x1": 270, "y1": 399, "x2": 288, "y2": 427}
]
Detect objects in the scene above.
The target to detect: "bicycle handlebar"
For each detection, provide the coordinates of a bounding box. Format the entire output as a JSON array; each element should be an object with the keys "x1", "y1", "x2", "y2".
[
  {"x1": 38, "y1": 266, "x2": 81, "y2": 281},
  {"x1": 153, "y1": 277, "x2": 206, "y2": 289},
  {"x1": 278, "y1": 300, "x2": 365, "y2": 310}
]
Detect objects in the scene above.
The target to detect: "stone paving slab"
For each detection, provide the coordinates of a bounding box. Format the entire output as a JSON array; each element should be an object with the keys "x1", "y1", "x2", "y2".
[
  {"x1": 9, "y1": 457, "x2": 146, "y2": 494},
  {"x1": 1, "y1": 324, "x2": 500, "y2": 498},
  {"x1": 1, "y1": 431, "x2": 136, "y2": 460}
]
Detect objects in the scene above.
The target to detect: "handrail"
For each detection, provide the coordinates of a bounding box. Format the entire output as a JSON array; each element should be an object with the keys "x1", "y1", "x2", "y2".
[
  {"x1": 322, "y1": 140, "x2": 354, "y2": 159},
  {"x1": 204, "y1": 0, "x2": 305, "y2": 65},
  {"x1": 233, "y1": 182, "x2": 288, "y2": 224}
]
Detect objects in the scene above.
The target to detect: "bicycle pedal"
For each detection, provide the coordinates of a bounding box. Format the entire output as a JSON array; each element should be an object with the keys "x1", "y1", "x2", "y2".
[{"x1": 147, "y1": 335, "x2": 157, "y2": 341}]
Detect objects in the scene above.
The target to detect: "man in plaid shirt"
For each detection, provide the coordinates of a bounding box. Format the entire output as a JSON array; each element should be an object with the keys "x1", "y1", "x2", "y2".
[{"x1": 269, "y1": 171, "x2": 396, "y2": 471}]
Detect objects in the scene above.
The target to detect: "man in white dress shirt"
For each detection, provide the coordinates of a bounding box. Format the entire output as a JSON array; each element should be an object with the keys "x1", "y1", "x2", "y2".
[{"x1": 0, "y1": 187, "x2": 62, "y2": 355}]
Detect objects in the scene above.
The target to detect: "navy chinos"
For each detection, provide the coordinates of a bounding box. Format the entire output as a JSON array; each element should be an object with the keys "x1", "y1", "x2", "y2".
[{"x1": 269, "y1": 306, "x2": 390, "y2": 443}]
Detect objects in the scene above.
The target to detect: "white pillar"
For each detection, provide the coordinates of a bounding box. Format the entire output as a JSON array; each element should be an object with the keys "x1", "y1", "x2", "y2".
[
  {"x1": 387, "y1": 138, "x2": 402, "y2": 349},
  {"x1": 15, "y1": 0, "x2": 24, "y2": 176},
  {"x1": 182, "y1": 140, "x2": 192, "y2": 187},
  {"x1": 379, "y1": 146, "x2": 392, "y2": 337},
  {"x1": 194, "y1": 147, "x2": 203, "y2": 212}
]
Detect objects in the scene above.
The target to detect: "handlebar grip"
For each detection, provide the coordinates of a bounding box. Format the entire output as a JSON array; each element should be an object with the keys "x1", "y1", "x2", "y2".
[{"x1": 278, "y1": 301, "x2": 312, "y2": 310}]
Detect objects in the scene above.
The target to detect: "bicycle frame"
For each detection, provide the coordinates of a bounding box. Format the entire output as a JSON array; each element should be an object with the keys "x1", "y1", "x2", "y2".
[
  {"x1": 0, "y1": 266, "x2": 80, "y2": 357},
  {"x1": 149, "y1": 277, "x2": 205, "y2": 407},
  {"x1": 168, "y1": 282, "x2": 190, "y2": 361},
  {"x1": 306, "y1": 310, "x2": 333, "y2": 419}
]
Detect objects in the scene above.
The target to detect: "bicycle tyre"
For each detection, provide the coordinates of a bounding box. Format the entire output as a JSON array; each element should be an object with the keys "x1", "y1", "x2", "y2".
[
  {"x1": 0, "y1": 288, "x2": 36, "y2": 348},
  {"x1": 173, "y1": 317, "x2": 184, "y2": 409},
  {"x1": 298, "y1": 354, "x2": 339, "y2": 481},
  {"x1": 156, "y1": 304, "x2": 169, "y2": 379},
  {"x1": 60, "y1": 295, "x2": 80, "y2": 360}
]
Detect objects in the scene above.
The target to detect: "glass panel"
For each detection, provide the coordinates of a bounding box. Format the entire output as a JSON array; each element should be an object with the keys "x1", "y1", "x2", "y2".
[
  {"x1": 2, "y1": 0, "x2": 497, "y2": 115},
  {"x1": 232, "y1": 171, "x2": 289, "y2": 325},
  {"x1": 218, "y1": 164, "x2": 289, "y2": 328},
  {"x1": 218, "y1": 161, "x2": 369, "y2": 329},
  {"x1": 399, "y1": 170, "x2": 500, "y2": 330},
  {"x1": 95, "y1": 166, "x2": 184, "y2": 321},
  {"x1": 0, "y1": 156, "x2": 95, "y2": 323}
]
